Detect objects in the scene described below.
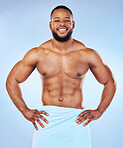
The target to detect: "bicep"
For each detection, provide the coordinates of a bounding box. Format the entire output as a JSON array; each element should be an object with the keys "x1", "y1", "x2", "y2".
[
  {"x1": 90, "y1": 64, "x2": 110, "y2": 85},
  {"x1": 88, "y1": 49, "x2": 113, "y2": 85},
  {"x1": 8, "y1": 60, "x2": 36, "y2": 83},
  {"x1": 7, "y1": 48, "x2": 39, "y2": 83}
]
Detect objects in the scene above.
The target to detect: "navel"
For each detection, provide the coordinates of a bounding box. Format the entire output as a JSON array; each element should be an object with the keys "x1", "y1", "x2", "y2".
[
  {"x1": 58, "y1": 97, "x2": 63, "y2": 102},
  {"x1": 77, "y1": 73, "x2": 81, "y2": 76}
]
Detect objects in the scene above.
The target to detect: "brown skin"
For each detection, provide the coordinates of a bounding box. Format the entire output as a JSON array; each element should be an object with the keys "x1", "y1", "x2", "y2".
[{"x1": 6, "y1": 8, "x2": 116, "y2": 130}]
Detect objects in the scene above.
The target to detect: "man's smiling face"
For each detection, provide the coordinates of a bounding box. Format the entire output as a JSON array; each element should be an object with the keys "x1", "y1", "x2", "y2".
[{"x1": 50, "y1": 8, "x2": 75, "y2": 42}]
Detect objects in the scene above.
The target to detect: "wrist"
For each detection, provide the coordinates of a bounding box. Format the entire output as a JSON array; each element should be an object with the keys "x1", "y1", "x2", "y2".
[
  {"x1": 96, "y1": 108, "x2": 105, "y2": 114},
  {"x1": 20, "y1": 106, "x2": 30, "y2": 114}
]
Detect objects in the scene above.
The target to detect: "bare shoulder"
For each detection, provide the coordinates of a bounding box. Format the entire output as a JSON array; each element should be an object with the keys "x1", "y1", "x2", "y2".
[
  {"x1": 22, "y1": 40, "x2": 52, "y2": 66},
  {"x1": 77, "y1": 46, "x2": 104, "y2": 68},
  {"x1": 22, "y1": 46, "x2": 44, "y2": 66},
  {"x1": 86, "y1": 48, "x2": 100, "y2": 55},
  {"x1": 73, "y1": 40, "x2": 98, "y2": 56},
  {"x1": 73, "y1": 39, "x2": 86, "y2": 50},
  {"x1": 73, "y1": 40, "x2": 97, "y2": 56},
  {"x1": 23, "y1": 40, "x2": 52, "y2": 60},
  {"x1": 23, "y1": 47, "x2": 39, "y2": 60},
  {"x1": 82, "y1": 48, "x2": 106, "y2": 71},
  {"x1": 86, "y1": 48, "x2": 104, "y2": 64},
  {"x1": 24, "y1": 47, "x2": 40, "y2": 57},
  {"x1": 85, "y1": 48, "x2": 114, "y2": 84},
  {"x1": 39, "y1": 39, "x2": 52, "y2": 50}
]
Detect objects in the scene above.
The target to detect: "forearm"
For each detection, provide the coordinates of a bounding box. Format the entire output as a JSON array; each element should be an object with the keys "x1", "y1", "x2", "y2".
[
  {"x1": 6, "y1": 77, "x2": 29, "y2": 113},
  {"x1": 97, "y1": 79, "x2": 116, "y2": 113}
]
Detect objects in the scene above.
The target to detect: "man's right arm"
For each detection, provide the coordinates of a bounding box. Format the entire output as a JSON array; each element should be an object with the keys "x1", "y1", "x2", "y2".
[
  {"x1": 6, "y1": 48, "x2": 38, "y2": 112},
  {"x1": 6, "y1": 48, "x2": 49, "y2": 130}
]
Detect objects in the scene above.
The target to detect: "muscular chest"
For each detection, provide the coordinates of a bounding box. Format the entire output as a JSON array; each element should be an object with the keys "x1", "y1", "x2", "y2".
[{"x1": 37, "y1": 50, "x2": 89, "y2": 79}]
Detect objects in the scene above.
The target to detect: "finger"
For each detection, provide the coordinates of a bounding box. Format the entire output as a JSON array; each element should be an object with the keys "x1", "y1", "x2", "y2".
[
  {"x1": 76, "y1": 113, "x2": 93, "y2": 124},
  {"x1": 77, "y1": 110, "x2": 90, "y2": 119},
  {"x1": 80, "y1": 113, "x2": 93, "y2": 121},
  {"x1": 76, "y1": 116, "x2": 87, "y2": 124},
  {"x1": 76, "y1": 112, "x2": 91, "y2": 122},
  {"x1": 31, "y1": 113, "x2": 49, "y2": 124},
  {"x1": 38, "y1": 110, "x2": 49, "y2": 116},
  {"x1": 83, "y1": 119, "x2": 92, "y2": 127},
  {"x1": 37, "y1": 119, "x2": 45, "y2": 128},
  {"x1": 39, "y1": 115, "x2": 49, "y2": 124},
  {"x1": 32, "y1": 121, "x2": 38, "y2": 130}
]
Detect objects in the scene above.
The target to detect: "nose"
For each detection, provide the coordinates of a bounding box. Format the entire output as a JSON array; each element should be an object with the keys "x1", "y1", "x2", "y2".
[{"x1": 59, "y1": 20, "x2": 65, "y2": 25}]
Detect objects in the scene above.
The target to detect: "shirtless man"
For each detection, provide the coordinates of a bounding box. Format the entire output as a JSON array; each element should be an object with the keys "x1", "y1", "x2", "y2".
[{"x1": 6, "y1": 5, "x2": 116, "y2": 147}]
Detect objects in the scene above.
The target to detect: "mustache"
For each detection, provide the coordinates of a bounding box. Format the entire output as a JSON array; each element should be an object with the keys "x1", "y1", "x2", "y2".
[{"x1": 56, "y1": 25, "x2": 68, "y2": 30}]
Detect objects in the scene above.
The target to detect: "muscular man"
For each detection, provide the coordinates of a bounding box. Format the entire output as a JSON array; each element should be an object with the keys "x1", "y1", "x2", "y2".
[{"x1": 6, "y1": 5, "x2": 116, "y2": 148}]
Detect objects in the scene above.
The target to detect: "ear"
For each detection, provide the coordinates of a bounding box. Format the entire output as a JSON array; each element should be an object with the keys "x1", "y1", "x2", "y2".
[
  {"x1": 72, "y1": 21, "x2": 75, "y2": 29},
  {"x1": 49, "y1": 21, "x2": 52, "y2": 30}
]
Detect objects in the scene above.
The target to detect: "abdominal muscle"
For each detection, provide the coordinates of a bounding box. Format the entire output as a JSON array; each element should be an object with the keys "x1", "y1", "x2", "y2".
[{"x1": 41, "y1": 76, "x2": 84, "y2": 109}]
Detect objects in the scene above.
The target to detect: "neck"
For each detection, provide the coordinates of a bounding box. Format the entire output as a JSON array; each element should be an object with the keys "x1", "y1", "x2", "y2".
[{"x1": 51, "y1": 36, "x2": 73, "y2": 52}]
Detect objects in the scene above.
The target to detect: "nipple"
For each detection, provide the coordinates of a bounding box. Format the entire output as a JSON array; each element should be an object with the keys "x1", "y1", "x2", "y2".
[
  {"x1": 58, "y1": 97, "x2": 63, "y2": 102},
  {"x1": 77, "y1": 73, "x2": 81, "y2": 76}
]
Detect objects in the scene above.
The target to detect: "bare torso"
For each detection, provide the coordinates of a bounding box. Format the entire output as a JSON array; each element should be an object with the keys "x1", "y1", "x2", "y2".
[
  {"x1": 6, "y1": 7, "x2": 116, "y2": 131},
  {"x1": 36, "y1": 39, "x2": 90, "y2": 109}
]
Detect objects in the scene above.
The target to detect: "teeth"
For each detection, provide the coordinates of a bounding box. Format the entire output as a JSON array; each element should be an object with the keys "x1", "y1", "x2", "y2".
[{"x1": 59, "y1": 29, "x2": 67, "y2": 33}]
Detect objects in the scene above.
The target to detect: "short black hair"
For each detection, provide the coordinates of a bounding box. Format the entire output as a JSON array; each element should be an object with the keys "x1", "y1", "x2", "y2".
[{"x1": 50, "y1": 5, "x2": 73, "y2": 20}]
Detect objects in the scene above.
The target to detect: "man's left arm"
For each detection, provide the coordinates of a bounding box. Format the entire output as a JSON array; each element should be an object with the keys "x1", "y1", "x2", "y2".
[{"x1": 76, "y1": 49, "x2": 116, "y2": 126}]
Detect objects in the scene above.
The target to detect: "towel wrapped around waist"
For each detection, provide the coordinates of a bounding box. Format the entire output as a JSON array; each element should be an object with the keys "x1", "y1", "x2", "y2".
[{"x1": 32, "y1": 105, "x2": 91, "y2": 148}]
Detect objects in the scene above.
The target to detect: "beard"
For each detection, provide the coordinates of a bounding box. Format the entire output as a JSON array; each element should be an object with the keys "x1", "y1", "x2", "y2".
[{"x1": 51, "y1": 29, "x2": 73, "y2": 42}]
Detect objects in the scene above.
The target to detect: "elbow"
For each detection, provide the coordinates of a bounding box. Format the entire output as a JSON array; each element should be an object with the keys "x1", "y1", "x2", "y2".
[
  {"x1": 107, "y1": 77, "x2": 117, "y2": 93},
  {"x1": 6, "y1": 75, "x2": 9, "y2": 88},
  {"x1": 113, "y1": 79, "x2": 117, "y2": 93},
  {"x1": 6, "y1": 75, "x2": 17, "y2": 91},
  {"x1": 6, "y1": 76, "x2": 11, "y2": 91},
  {"x1": 110, "y1": 73, "x2": 117, "y2": 92}
]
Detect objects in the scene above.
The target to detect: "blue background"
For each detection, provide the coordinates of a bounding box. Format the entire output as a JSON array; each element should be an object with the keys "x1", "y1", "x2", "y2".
[{"x1": 0, "y1": 0, "x2": 123, "y2": 148}]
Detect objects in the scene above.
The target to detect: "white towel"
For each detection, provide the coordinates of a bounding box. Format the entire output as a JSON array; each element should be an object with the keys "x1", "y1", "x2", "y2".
[{"x1": 32, "y1": 105, "x2": 91, "y2": 148}]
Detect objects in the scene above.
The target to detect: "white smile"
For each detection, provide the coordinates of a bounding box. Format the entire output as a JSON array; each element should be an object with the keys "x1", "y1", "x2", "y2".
[{"x1": 58, "y1": 28, "x2": 68, "y2": 34}]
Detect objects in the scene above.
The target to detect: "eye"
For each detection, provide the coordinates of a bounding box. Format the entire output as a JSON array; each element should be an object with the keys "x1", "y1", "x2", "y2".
[
  {"x1": 54, "y1": 20, "x2": 60, "y2": 22},
  {"x1": 65, "y1": 20, "x2": 70, "y2": 22}
]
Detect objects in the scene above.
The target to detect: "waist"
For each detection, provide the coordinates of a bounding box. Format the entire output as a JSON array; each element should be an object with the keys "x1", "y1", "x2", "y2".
[{"x1": 37, "y1": 105, "x2": 85, "y2": 114}]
